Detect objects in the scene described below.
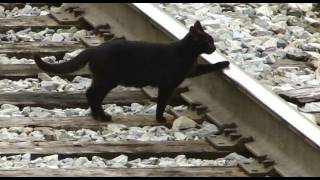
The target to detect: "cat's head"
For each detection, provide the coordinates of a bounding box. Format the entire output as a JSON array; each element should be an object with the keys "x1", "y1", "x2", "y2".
[{"x1": 188, "y1": 20, "x2": 216, "y2": 54}]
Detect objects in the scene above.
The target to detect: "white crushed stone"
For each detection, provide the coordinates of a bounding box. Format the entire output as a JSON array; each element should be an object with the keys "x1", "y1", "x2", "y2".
[
  {"x1": 0, "y1": 119, "x2": 219, "y2": 142},
  {"x1": 0, "y1": 4, "x2": 50, "y2": 17},
  {"x1": 0, "y1": 27, "x2": 95, "y2": 43},
  {"x1": 0, "y1": 153, "x2": 253, "y2": 169}
]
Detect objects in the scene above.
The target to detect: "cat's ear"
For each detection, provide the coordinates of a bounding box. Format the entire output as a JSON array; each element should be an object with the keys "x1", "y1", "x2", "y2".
[
  {"x1": 189, "y1": 25, "x2": 195, "y2": 32},
  {"x1": 194, "y1": 20, "x2": 204, "y2": 31}
]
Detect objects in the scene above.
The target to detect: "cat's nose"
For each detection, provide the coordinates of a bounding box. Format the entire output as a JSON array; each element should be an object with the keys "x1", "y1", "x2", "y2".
[{"x1": 211, "y1": 45, "x2": 216, "y2": 51}]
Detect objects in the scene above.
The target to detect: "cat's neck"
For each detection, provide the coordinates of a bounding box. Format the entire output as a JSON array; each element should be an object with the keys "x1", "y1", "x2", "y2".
[{"x1": 175, "y1": 34, "x2": 201, "y2": 59}]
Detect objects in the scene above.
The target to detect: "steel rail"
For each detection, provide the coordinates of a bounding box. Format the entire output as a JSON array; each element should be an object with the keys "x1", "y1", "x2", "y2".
[{"x1": 129, "y1": 3, "x2": 320, "y2": 176}]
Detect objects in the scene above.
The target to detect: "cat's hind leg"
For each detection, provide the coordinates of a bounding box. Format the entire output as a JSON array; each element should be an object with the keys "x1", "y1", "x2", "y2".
[
  {"x1": 86, "y1": 80, "x2": 116, "y2": 121},
  {"x1": 156, "y1": 86, "x2": 175, "y2": 123}
]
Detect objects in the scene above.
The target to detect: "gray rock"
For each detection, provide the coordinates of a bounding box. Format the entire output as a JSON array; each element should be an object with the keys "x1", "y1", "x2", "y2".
[
  {"x1": 306, "y1": 43, "x2": 320, "y2": 52},
  {"x1": 295, "y1": 3, "x2": 313, "y2": 12},
  {"x1": 277, "y1": 38, "x2": 288, "y2": 48},
  {"x1": 17, "y1": 34, "x2": 33, "y2": 41},
  {"x1": 40, "y1": 80, "x2": 60, "y2": 91},
  {"x1": 301, "y1": 44, "x2": 318, "y2": 52},
  {"x1": 104, "y1": 104, "x2": 124, "y2": 115},
  {"x1": 234, "y1": 6, "x2": 255, "y2": 15},
  {"x1": 148, "y1": 126, "x2": 169, "y2": 136},
  {"x1": 42, "y1": 56, "x2": 56, "y2": 63},
  {"x1": 137, "y1": 133, "x2": 152, "y2": 141},
  {"x1": 63, "y1": 49, "x2": 83, "y2": 61},
  {"x1": 0, "y1": 6, "x2": 5, "y2": 15},
  {"x1": 264, "y1": 49, "x2": 287, "y2": 59},
  {"x1": 214, "y1": 29, "x2": 233, "y2": 42},
  {"x1": 224, "y1": 152, "x2": 253, "y2": 165},
  {"x1": 130, "y1": 103, "x2": 144, "y2": 113},
  {"x1": 256, "y1": 4, "x2": 274, "y2": 17},
  {"x1": 22, "y1": 127, "x2": 33, "y2": 135},
  {"x1": 254, "y1": 16, "x2": 272, "y2": 29},
  {"x1": 171, "y1": 116, "x2": 197, "y2": 131},
  {"x1": 128, "y1": 127, "x2": 145, "y2": 137},
  {"x1": 20, "y1": 5, "x2": 33, "y2": 15},
  {"x1": 300, "y1": 102, "x2": 320, "y2": 112},
  {"x1": 111, "y1": 155, "x2": 128, "y2": 165},
  {"x1": 175, "y1": 155, "x2": 190, "y2": 166},
  {"x1": 0, "y1": 55, "x2": 10, "y2": 64},
  {"x1": 30, "y1": 130, "x2": 45, "y2": 140},
  {"x1": 67, "y1": 26, "x2": 78, "y2": 34},
  {"x1": 143, "y1": 104, "x2": 157, "y2": 114},
  {"x1": 304, "y1": 17, "x2": 320, "y2": 27},
  {"x1": 189, "y1": 158, "x2": 203, "y2": 166},
  {"x1": 73, "y1": 30, "x2": 87, "y2": 40},
  {"x1": 201, "y1": 19, "x2": 221, "y2": 28},
  {"x1": 141, "y1": 157, "x2": 159, "y2": 165},
  {"x1": 287, "y1": 8, "x2": 303, "y2": 17},
  {"x1": 107, "y1": 124, "x2": 127, "y2": 133},
  {"x1": 1, "y1": 104, "x2": 19, "y2": 111},
  {"x1": 128, "y1": 158, "x2": 142, "y2": 166},
  {"x1": 265, "y1": 54, "x2": 277, "y2": 64},
  {"x1": 232, "y1": 31, "x2": 245, "y2": 41},
  {"x1": 38, "y1": 28, "x2": 54, "y2": 36},
  {"x1": 28, "y1": 111, "x2": 51, "y2": 118},
  {"x1": 158, "y1": 157, "x2": 176, "y2": 167},
  {"x1": 270, "y1": 21, "x2": 287, "y2": 34},
  {"x1": 251, "y1": 29, "x2": 273, "y2": 37},
  {"x1": 40, "y1": 10, "x2": 49, "y2": 16},
  {"x1": 0, "y1": 161, "x2": 13, "y2": 168},
  {"x1": 51, "y1": 33, "x2": 64, "y2": 42},
  {"x1": 38, "y1": 73, "x2": 52, "y2": 81},
  {"x1": 92, "y1": 156, "x2": 107, "y2": 167},
  {"x1": 262, "y1": 38, "x2": 278, "y2": 50},
  {"x1": 190, "y1": 121, "x2": 219, "y2": 138},
  {"x1": 60, "y1": 33, "x2": 73, "y2": 41},
  {"x1": 8, "y1": 127, "x2": 24, "y2": 133},
  {"x1": 306, "y1": 51, "x2": 320, "y2": 68},
  {"x1": 30, "y1": 157, "x2": 43, "y2": 164},
  {"x1": 226, "y1": 40, "x2": 242, "y2": 53},
  {"x1": 21, "y1": 153, "x2": 31, "y2": 161},
  {"x1": 73, "y1": 157, "x2": 90, "y2": 167},
  {"x1": 285, "y1": 47, "x2": 309, "y2": 61},
  {"x1": 150, "y1": 135, "x2": 171, "y2": 141},
  {"x1": 43, "y1": 154, "x2": 58, "y2": 162},
  {"x1": 174, "y1": 132, "x2": 187, "y2": 140}
]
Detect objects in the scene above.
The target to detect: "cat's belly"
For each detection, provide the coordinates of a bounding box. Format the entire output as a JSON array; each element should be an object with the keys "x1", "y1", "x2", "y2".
[
  {"x1": 119, "y1": 78, "x2": 159, "y2": 88},
  {"x1": 118, "y1": 73, "x2": 185, "y2": 89}
]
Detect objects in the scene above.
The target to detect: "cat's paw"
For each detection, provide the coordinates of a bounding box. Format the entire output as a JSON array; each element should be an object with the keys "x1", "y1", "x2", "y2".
[
  {"x1": 156, "y1": 116, "x2": 167, "y2": 123},
  {"x1": 217, "y1": 61, "x2": 230, "y2": 68},
  {"x1": 95, "y1": 113, "x2": 112, "y2": 122}
]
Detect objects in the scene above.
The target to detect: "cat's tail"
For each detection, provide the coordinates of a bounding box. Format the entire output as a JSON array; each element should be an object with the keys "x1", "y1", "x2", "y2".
[{"x1": 34, "y1": 51, "x2": 89, "y2": 74}]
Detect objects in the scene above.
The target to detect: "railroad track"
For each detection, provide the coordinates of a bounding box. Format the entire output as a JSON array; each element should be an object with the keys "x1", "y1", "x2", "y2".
[{"x1": 0, "y1": 3, "x2": 319, "y2": 177}]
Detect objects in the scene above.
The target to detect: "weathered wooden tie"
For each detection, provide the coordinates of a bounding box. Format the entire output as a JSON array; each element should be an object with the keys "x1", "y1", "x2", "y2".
[
  {"x1": 0, "y1": 90, "x2": 150, "y2": 108},
  {"x1": 0, "y1": 16, "x2": 71, "y2": 32},
  {"x1": 0, "y1": 167, "x2": 247, "y2": 177},
  {"x1": 0, "y1": 140, "x2": 229, "y2": 160},
  {"x1": 0, "y1": 114, "x2": 175, "y2": 130}
]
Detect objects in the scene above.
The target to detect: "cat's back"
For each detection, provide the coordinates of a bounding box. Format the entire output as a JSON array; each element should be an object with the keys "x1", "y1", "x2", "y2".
[{"x1": 96, "y1": 39, "x2": 173, "y2": 58}]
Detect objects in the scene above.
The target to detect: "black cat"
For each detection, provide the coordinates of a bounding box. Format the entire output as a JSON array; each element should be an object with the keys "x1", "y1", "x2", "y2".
[{"x1": 34, "y1": 21, "x2": 230, "y2": 122}]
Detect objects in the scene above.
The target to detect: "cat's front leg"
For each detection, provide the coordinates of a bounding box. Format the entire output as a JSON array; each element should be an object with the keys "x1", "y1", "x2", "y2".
[
  {"x1": 187, "y1": 61, "x2": 230, "y2": 78},
  {"x1": 156, "y1": 86, "x2": 175, "y2": 123}
]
